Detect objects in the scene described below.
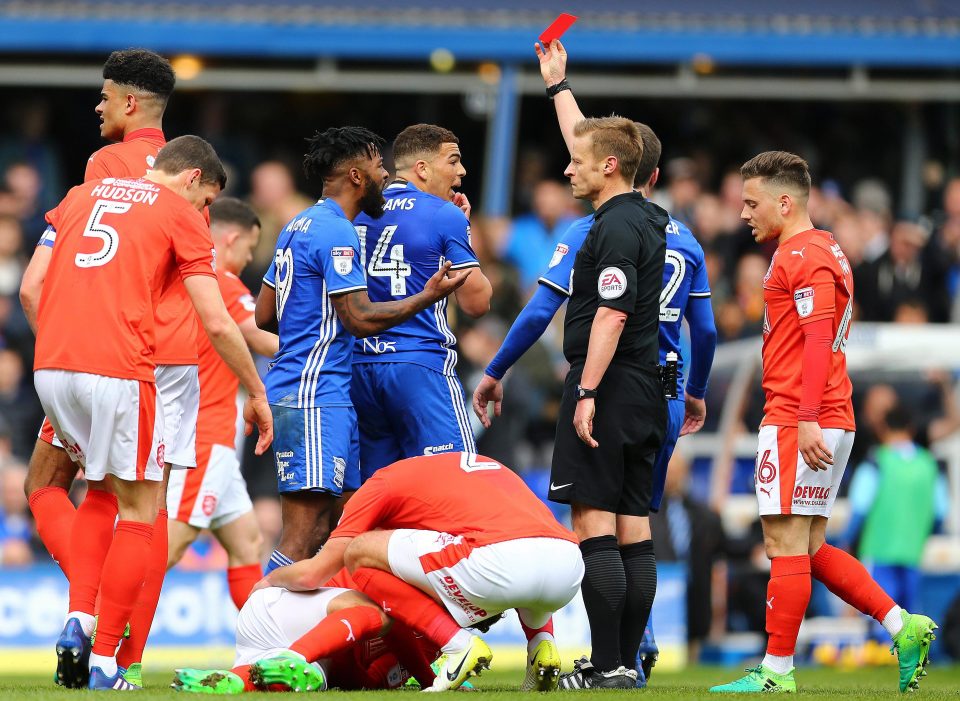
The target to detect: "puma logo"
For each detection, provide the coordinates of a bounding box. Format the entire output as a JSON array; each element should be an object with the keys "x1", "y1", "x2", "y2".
[
  {"x1": 792, "y1": 248, "x2": 805, "y2": 258},
  {"x1": 341, "y1": 619, "x2": 356, "y2": 642},
  {"x1": 759, "y1": 486, "x2": 772, "y2": 498},
  {"x1": 767, "y1": 596, "x2": 775, "y2": 610}
]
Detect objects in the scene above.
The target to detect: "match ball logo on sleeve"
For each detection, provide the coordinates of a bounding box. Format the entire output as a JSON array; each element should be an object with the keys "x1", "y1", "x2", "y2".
[
  {"x1": 548, "y1": 243, "x2": 569, "y2": 268},
  {"x1": 331, "y1": 247, "x2": 355, "y2": 276},
  {"x1": 794, "y1": 287, "x2": 815, "y2": 317},
  {"x1": 598, "y1": 266, "x2": 626, "y2": 299}
]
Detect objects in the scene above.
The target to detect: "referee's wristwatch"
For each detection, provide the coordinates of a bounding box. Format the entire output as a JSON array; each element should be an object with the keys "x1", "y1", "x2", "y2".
[{"x1": 576, "y1": 385, "x2": 598, "y2": 401}]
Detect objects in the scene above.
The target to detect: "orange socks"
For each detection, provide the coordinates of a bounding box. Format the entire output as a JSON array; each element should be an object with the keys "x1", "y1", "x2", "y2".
[
  {"x1": 811, "y1": 544, "x2": 896, "y2": 622},
  {"x1": 350, "y1": 567, "x2": 462, "y2": 649},
  {"x1": 117, "y1": 509, "x2": 168, "y2": 668},
  {"x1": 28, "y1": 486, "x2": 77, "y2": 577},
  {"x1": 290, "y1": 605, "x2": 384, "y2": 661},
  {"x1": 67, "y1": 490, "x2": 119, "y2": 615},
  {"x1": 227, "y1": 564, "x2": 263, "y2": 610},
  {"x1": 92, "y1": 520, "x2": 154, "y2": 656},
  {"x1": 765, "y1": 555, "x2": 811, "y2": 656}
]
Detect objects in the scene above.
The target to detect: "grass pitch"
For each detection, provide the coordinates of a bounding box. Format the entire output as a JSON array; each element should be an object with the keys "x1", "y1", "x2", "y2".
[{"x1": 3, "y1": 664, "x2": 960, "y2": 700}]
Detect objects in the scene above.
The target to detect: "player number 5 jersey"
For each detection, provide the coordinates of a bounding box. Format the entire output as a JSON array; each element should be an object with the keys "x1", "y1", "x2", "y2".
[{"x1": 761, "y1": 229, "x2": 855, "y2": 429}]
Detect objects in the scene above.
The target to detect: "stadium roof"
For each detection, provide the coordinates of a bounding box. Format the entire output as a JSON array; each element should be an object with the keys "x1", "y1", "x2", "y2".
[{"x1": 2, "y1": 0, "x2": 959, "y2": 67}]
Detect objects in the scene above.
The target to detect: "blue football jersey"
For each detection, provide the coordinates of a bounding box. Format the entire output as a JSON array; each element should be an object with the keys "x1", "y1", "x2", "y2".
[
  {"x1": 352, "y1": 181, "x2": 479, "y2": 374},
  {"x1": 262, "y1": 199, "x2": 368, "y2": 408},
  {"x1": 658, "y1": 217, "x2": 711, "y2": 396},
  {"x1": 538, "y1": 213, "x2": 710, "y2": 396}
]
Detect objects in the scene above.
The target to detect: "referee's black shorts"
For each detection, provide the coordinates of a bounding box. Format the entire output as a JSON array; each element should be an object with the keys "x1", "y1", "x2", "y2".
[{"x1": 549, "y1": 362, "x2": 667, "y2": 517}]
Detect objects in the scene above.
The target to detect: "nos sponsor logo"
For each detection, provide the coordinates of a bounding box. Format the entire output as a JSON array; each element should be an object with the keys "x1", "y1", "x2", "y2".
[{"x1": 362, "y1": 336, "x2": 397, "y2": 354}]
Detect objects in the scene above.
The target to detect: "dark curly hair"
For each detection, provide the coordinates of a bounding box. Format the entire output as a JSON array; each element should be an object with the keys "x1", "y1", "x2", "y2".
[
  {"x1": 303, "y1": 127, "x2": 386, "y2": 181},
  {"x1": 102, "y1": 49, "x2": 175, "y2": 101}
]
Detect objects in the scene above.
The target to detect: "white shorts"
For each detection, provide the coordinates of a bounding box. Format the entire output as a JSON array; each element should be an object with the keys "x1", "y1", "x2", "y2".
[
  {"x1": 387, "y1": 530, "x2": 584, "y2": 627},
  {"x1": 34, "y1": 369, "x2": 165, "y2": 482},
  {"x1": 234, "y1": 586, "x2": 350, "y2": 666},
  {"x1": 155, "y1": 364, "x2": 199, "y2": 469},
  {"x1": 167, "y1": 443, "x2": 253, "y2": 529},
  {"x1": 755, "y1": 425, "x2": 855, "y2": 517}
]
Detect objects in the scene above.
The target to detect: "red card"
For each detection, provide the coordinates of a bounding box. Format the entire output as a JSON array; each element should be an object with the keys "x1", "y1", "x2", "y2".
[{"x1": 539, "y1": 13, "x2": 578, "y2": 44}]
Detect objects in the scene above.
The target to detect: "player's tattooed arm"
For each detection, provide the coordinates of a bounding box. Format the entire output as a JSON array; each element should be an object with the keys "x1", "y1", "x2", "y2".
[{"x1": 331, "y1": 260, "x2": 471, "y2": 338}]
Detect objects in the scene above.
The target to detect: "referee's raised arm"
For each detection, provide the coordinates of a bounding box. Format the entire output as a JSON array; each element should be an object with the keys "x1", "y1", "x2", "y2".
[{"x1": 548, "y1": 116, "x2": 670, "y2": 690}]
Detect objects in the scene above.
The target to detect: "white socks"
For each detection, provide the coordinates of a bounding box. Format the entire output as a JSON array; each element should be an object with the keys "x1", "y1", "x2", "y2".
[
  {"x1": 761, "y1": 653, "x2": 794, "y2": 675},
  {"x1": 89, "y1": 653, "x2": 117, "y2": 677},
  {"x1": 66, "y1": 611, "x2": 96, "y2": 637},
  {"x1": 882, "y1": 605, "x2": 905, "y2": 638},
  {"x1": 441, "y1": 629, "x2": 474, "y2": 654}
]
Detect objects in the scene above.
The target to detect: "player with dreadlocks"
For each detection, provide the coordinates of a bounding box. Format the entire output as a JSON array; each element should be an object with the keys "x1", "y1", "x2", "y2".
[{"x1": 254, "y1": 127, "x2": 471, "y2": 571}]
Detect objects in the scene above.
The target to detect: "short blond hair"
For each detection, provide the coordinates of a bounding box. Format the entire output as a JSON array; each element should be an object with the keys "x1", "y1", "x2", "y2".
[{"x1": 573, "y1": 116, "x2": 643, "y2": 185}]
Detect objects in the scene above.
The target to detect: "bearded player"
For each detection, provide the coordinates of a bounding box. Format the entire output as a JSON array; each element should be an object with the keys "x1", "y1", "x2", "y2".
[{"x1": 710, "y1": 152, "x2": 936, "y2": 694}]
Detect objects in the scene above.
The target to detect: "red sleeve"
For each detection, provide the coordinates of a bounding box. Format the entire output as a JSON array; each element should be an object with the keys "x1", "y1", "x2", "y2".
[
  {"x1": 798, "y1": 316, "x2": 833, "y2": 421},
  {"x1": 170, "y1": 204, "x2": 216, "y2": 280},
  {"x1": 330, "y1": 475, "x2": 390, "y2": 539},
  {"x1": 789, "y1": 246, "x2": 837, "y2": 326}
]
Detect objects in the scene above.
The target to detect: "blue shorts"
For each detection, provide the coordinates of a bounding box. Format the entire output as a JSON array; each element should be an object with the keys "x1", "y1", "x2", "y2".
[
  {"x1": 351, "y1": 363, "x2": 476, "y2": 482},
  {"x1": 270, "y1": 404, "x2": 360, "y2": 495},
  {"x1": 650, "y1": 397, "x2": 685, "y2": 513}
]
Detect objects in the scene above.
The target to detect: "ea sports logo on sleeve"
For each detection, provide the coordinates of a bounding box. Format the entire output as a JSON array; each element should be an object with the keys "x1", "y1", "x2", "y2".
[{"x1": 598, "y1": 266, "x2": 626, "y2": 299}]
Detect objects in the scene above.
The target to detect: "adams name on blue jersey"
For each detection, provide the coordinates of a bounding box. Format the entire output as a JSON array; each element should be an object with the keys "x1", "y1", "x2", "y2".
[
  {"x1": 539, "y1": 214, "x2": 710, "y2": 396},
  {"x1": 262, "y1": 199, "x2": 367, "y2": 408},
  {"x1": 352, "y1": 181, "x2": 480, "y2": 375}
]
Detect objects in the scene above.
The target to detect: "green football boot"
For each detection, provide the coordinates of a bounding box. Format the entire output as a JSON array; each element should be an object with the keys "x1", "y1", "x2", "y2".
[
  {"x1": 710, "y1": 665, "x2": 797, "y2": 693},
  {"x1": 891, "y1": 610, "x2": 938, "y2": 692},
  {"x1": 124, "y1": 663, "x2": 143, "y2": 688},
  {"x1": 171, "y1": 669, "x2": 246, "y2": 694},
  {"x1": 250, "y1": 652, "x2": 326, "y2": 692}
]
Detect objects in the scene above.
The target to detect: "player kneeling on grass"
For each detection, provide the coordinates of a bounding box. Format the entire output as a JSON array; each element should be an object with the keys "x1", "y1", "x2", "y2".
[
  {"x1": 257, "y1": 451, "x2": 585, "y2": 692},
  {"x1": 173, "y1": 569, "x2": 439, "y2": 693}
]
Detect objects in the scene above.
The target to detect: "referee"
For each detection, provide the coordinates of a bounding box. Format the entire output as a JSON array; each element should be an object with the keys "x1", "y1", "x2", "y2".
[{"x1": 549, "y1": 116, "x2": 668, "y2": 689}]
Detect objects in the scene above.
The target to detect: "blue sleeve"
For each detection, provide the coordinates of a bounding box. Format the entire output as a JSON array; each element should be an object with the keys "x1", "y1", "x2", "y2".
[
  {"x1": 319, "y1": 221, "x2": 367, "y2": 295},
  {"x1": 538, "y1": 216, "x2": 591, "y2": 296},
  {"x1": 485, "y1": 284, "x2": 567, "y2": 380},
  {"x1": 689, "y1": 244, "x2": 711, "y2": 297},
  {"x1": 262, "y1": 256, "x2": 277, "y2": 288},
  {"x1": 684, "y1": 295, "x2": 717, "y2": 399},
  {"x1": 37, "y1": 225, "x2": 56, "y2": 248},
  {"x1": 436, "y1": 203, "x2": 479, "y2": 270}
]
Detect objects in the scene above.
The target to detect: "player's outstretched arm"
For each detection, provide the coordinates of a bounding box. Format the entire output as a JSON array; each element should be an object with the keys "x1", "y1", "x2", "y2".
[
  {"x1": 255, "y1": 283, "x2": 278, "y2": 333},
  {"x1": 184, "y1": 274, "x2": 273, "y2": 454},
  {"x1": 238, "y1": 316, "x2": 279, "y2": 357},
  {"x1": 19, "y1": 245, "x2": 52, "y2": 334},
  {"x1": 535, "y1": 39, "x2": 584, "y2": 154},
  {"x1": 332, "y1": 261, "x2": 471, "y2": 338},
  {"x1": 255, "y1": 536, "x2": 351, "y2": 593},
  {"x1": 473, "y1": 283, "x2": 567, "y2": 427}
]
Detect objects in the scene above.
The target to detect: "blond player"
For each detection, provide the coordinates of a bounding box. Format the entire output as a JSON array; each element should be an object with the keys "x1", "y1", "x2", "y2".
[
  {"x1": 167, "y1": 197, "x2": 278, "y2": 609},
  {"x1": 32, "y1": 136, "x2": 272, "y2": 691}
]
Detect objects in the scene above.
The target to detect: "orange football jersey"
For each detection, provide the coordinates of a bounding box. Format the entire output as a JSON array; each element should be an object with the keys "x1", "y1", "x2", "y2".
[
  {"x1": 760, "y1": 229, "x2": 855, "y2": 430},
  {"x1": 331, "y1": 452, "x2": 577, "y2": 548},
  {"x1": 84, "y1": 128, "x2": 199, "y2": 366},
  {"x1": 196, "y1": 271, "x2": 257, "y2": 447},
  {"x1": 36, "y1": 177, "x2": 215, "y2": 381}
]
